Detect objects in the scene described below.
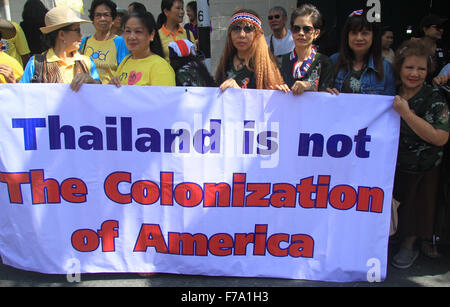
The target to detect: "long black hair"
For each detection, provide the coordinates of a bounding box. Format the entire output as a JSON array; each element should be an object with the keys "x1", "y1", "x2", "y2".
[
  {"x1": 122, "y1": 11, "x2": 164, "y2": 58},
  {"x1": 335, "y1": 10, "x2": 384, "y2": 80}
]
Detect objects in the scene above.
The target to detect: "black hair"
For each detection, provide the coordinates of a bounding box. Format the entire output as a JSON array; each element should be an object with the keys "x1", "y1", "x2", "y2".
[
  {"x1": 123, "y1": 11, "x2": 164, "y2": 58},
  {"x1": 335, "y1": 10, "x2": 384, "y2": 80},
  {"x1": 88, "y1": 0, "x2": 117, "y2": 21},
  {"x1": 21, "y1": 0, "x2": 49, "y2": 54},
  {"x1": 157, "y1": 0, "x2": 184, "y2": 29},
  {"x1": 381, "y1": 25, "x2": 393, "y2": 36},
  {"x1": 128, "y1": 2, "x2": 147, "y2": 14},
  {"x1": 43, "y1": 24, "x2": 74, "y2": 49},
  {"x1": 290, "y1": 4, "x2": 323, "y2": 30},
  {"x1": 186, "y1": 1, "x2": 197, "y2": 19},
  {"x1": 22, "y1": 0, "x2": 48, "y2": 25}
]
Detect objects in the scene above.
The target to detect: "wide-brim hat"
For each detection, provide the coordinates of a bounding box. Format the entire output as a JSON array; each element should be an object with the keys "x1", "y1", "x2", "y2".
[
  {"x1": 0, "y1": 18, "x2": 16, "y2": 39},
  {"x1": 40, "y1": 5, "x2": 91, "y2": 34}
]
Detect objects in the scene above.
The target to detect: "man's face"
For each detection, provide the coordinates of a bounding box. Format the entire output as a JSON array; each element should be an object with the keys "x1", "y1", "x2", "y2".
[
  {"x1": 424, "y1": 24, "x2": 444, "y2": 41},
  {"x1": 268, "y1": 10, "x2": 286, "y2": 32}
]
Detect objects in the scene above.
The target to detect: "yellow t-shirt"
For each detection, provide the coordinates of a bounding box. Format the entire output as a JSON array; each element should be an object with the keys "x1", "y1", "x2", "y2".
[
  {"x1": 0, "y1": 51, "x2": 24, "y2": 83},
  {"x1": 45, "y1": 48, "x2": 95, "y2": 83},
  {"x1": 0, "y1": 21, "x2": 30, "y2": 67},
  {"x1": 158, "y1": 25, "x2": 192, "y2": 62},
  {"x1": 115, "y1": 54, "x2": 175, "y2": 86},
  {"x1": 80, "y1": 35, "x2": 129, "y2": 83}
]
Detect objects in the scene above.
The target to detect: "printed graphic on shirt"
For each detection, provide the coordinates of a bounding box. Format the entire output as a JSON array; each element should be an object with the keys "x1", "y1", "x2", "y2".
[{"x1": 0, "y1": 40, "x2": 10, "y2": 53}]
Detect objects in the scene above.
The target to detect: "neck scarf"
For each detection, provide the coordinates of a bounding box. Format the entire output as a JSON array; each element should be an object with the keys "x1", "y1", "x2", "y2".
[{"x1": 290, "y1": 46, "x2": 317, "y2": 80}]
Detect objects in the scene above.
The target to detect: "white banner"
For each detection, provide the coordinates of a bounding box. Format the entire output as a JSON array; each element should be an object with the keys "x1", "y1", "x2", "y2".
[{"x1": 0, "y1": 84, "x2": 399, "y2": 282}]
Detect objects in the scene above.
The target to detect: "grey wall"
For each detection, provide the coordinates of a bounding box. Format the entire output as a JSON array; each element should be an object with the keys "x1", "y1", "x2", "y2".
[{"x1": 3, "y1": 0, "x2": 298, "y2": 73}]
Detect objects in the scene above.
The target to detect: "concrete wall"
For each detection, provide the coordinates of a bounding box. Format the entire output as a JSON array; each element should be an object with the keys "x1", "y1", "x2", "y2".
[{"x1": 3, "y1": 0, "x2": 297, "y2": 73}]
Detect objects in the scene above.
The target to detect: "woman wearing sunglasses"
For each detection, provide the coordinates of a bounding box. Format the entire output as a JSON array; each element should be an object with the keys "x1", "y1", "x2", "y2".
[
  {"x1": 279, "y1": 4, "x2": 334, "y2": 96},
  {"x1": 215, "y1": 9, "x2": 287, "y2": 92},
  {"x1": 327, "y1": 9, "x2": 395, "y2": 96}
]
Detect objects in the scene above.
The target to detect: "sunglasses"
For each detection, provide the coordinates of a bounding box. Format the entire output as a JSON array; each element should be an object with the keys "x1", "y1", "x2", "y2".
[
  {"x1": 268, "y1": 14, "x2": 281, "y2": 20},
  {"x1": 231, "y1": 24, "x2": 255, "y2": 34},
  {"x1": 291, "y1": 25, "x2": 315, "y2": 34}
]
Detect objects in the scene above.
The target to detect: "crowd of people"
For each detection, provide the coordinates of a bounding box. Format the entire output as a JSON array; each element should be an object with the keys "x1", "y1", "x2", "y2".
[{"x1": 1, "y1": 0, "x2": 450, "y2": 272}]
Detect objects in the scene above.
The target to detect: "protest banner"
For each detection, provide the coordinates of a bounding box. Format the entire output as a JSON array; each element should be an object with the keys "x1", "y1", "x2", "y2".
[{"x1": 0, "y1": 84, "x2": 398, "y2": 282}]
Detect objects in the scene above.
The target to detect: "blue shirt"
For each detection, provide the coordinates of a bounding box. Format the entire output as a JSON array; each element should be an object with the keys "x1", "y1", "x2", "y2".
[{"x1": 330, "y1": 53, "x2": 396, "y2": 96}]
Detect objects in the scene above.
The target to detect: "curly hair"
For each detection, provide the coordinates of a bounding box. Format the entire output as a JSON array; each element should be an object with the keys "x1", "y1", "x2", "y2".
[
  {"x1": 215, "y1": 9, "x2": 285, "y2": 90},
  {"x1": 393, "y1": 39, "x2": 434, "y2": 85},
  {"x1": 88, "y1": 0, "x2": 117, "y2": 21}
]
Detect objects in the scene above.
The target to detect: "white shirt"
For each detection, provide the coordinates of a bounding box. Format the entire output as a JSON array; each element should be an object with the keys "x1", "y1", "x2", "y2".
[{"x1": 265, "y1": 29, "x2": 295, "y2": 56}]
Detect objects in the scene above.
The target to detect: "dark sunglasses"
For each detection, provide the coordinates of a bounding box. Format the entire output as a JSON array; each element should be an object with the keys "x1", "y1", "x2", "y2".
[
  {"x1": 231, "y1": 24, "x2": 255, "y2": 34},
  {"x1": 291, "y1": 25, "x2": 315, "y2": 34},
  {"x1": 268, "y1": 14, "x2": 281, "y2": 20}
]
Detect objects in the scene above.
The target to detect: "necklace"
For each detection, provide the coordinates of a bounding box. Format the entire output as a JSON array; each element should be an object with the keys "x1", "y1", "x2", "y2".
[{"x1": 235, "y1": 54, "x2": 245, "y2": 70}]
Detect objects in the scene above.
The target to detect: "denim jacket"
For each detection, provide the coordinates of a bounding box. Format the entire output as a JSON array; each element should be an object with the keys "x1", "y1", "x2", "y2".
[{"x1": 330, "y1": 53, "x2": 396, "y2": 96}]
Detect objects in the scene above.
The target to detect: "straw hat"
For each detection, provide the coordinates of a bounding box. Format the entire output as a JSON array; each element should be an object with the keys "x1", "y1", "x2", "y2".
[
  {"x1": 40, "y1": 6, "x2": 91, "y2": 34},
  {"x1": 0, "y1": 18, "x2": 16, "y2": 39}
]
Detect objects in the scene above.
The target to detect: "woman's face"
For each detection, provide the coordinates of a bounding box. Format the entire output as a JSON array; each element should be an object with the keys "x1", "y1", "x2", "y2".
[
  {"x1": 93, "y1": 4, "x2": 113, "y2": 32},
  {"x1": 61, "y1": 23, "x2": 82, "y2": 53},
  {"x1": 291, "y1": 15, "x2": 320, "y2": 50},
  {"x1": 400, "y1": 55, "x2": 427, "y2": 90},
  {"x1": 186, "y1": 6, "x2": 196, "y2": 23},
  {"x1": 348, "y1": 28, "x2": 373, "y2": 56},
  {"x1": 381, "y1": 31, "x2": 394, "y2": 49},
  {"x1": 123, "y1": 17, "x2": 154, "y2": 55},
  {"x1": 165, "y1": 0, "x2": 184, "y2": 25},
  {"x1": 230, "y1": 22, "x2": 256, "y2": 54}
]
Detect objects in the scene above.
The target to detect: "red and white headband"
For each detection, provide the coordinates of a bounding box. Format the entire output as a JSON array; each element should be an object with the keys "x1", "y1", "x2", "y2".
[{"x1": 230, "y1": 12, "x2": 262, "y2": 31}]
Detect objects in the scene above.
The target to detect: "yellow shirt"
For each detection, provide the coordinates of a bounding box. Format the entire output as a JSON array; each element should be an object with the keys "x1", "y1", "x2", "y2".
[
  {"x1": 0, "y1": 51, "x2": 24, "y2": 83},
  {"x1": 0, "y1": 21, "x2": 30, "y2": 67},
  {"x1": 158, "y1": 25, "x2": 192, "y2": 62},
  {"x1": 115, "y1": 54, "x2": 175, "y2": 86},
  {"x1": 80, "y1": 35, "x2": 129, "y2": 83},
  {"x1": 45, "y1": 48, "x2": 95, "y2": 83}
]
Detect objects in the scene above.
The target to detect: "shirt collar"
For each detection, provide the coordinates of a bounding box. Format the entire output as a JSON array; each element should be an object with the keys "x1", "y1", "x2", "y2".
[
  {"x1": 46, "y1": 48, "x2": 84, "y2": 65},
  {"x1": 160, "y1": 24, "x2": 184, "y2": 37}
]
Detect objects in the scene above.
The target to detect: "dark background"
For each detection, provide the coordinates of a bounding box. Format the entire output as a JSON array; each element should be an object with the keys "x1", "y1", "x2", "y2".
[{"x1": 296, "y1": 0, "x2": 450, "y2": 56}]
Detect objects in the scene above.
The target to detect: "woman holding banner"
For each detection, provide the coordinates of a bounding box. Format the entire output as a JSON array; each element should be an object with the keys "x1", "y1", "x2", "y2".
[
  {"x1": 109, "y1": 11, "x2": 175, "y2": 87},
  {"x1": 327, "y1": 9, "x2": 395, "y2": 96},
  {"x1": 19, "y1": 6, "x2": 101, "y2": 91},
  {"x1": 279, "y1": 4, "x2": 334, "y2": 95},
  {"x1": 391, "y1": 39, "x2": 450, "y2": 269},
  {"x1": 215, "y1": 9, "x2": 288, "y2": 92}
]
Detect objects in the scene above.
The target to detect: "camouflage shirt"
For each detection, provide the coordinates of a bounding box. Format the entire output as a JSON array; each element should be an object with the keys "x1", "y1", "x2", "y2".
[{"x1": 397, "y1": 84, "x2": 450, "y2": 172}]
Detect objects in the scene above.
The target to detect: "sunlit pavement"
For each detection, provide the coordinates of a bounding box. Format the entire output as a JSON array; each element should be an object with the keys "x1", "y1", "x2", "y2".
[{"x1": 0, "y1": 244, "x2": 449, "y2": 287}]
